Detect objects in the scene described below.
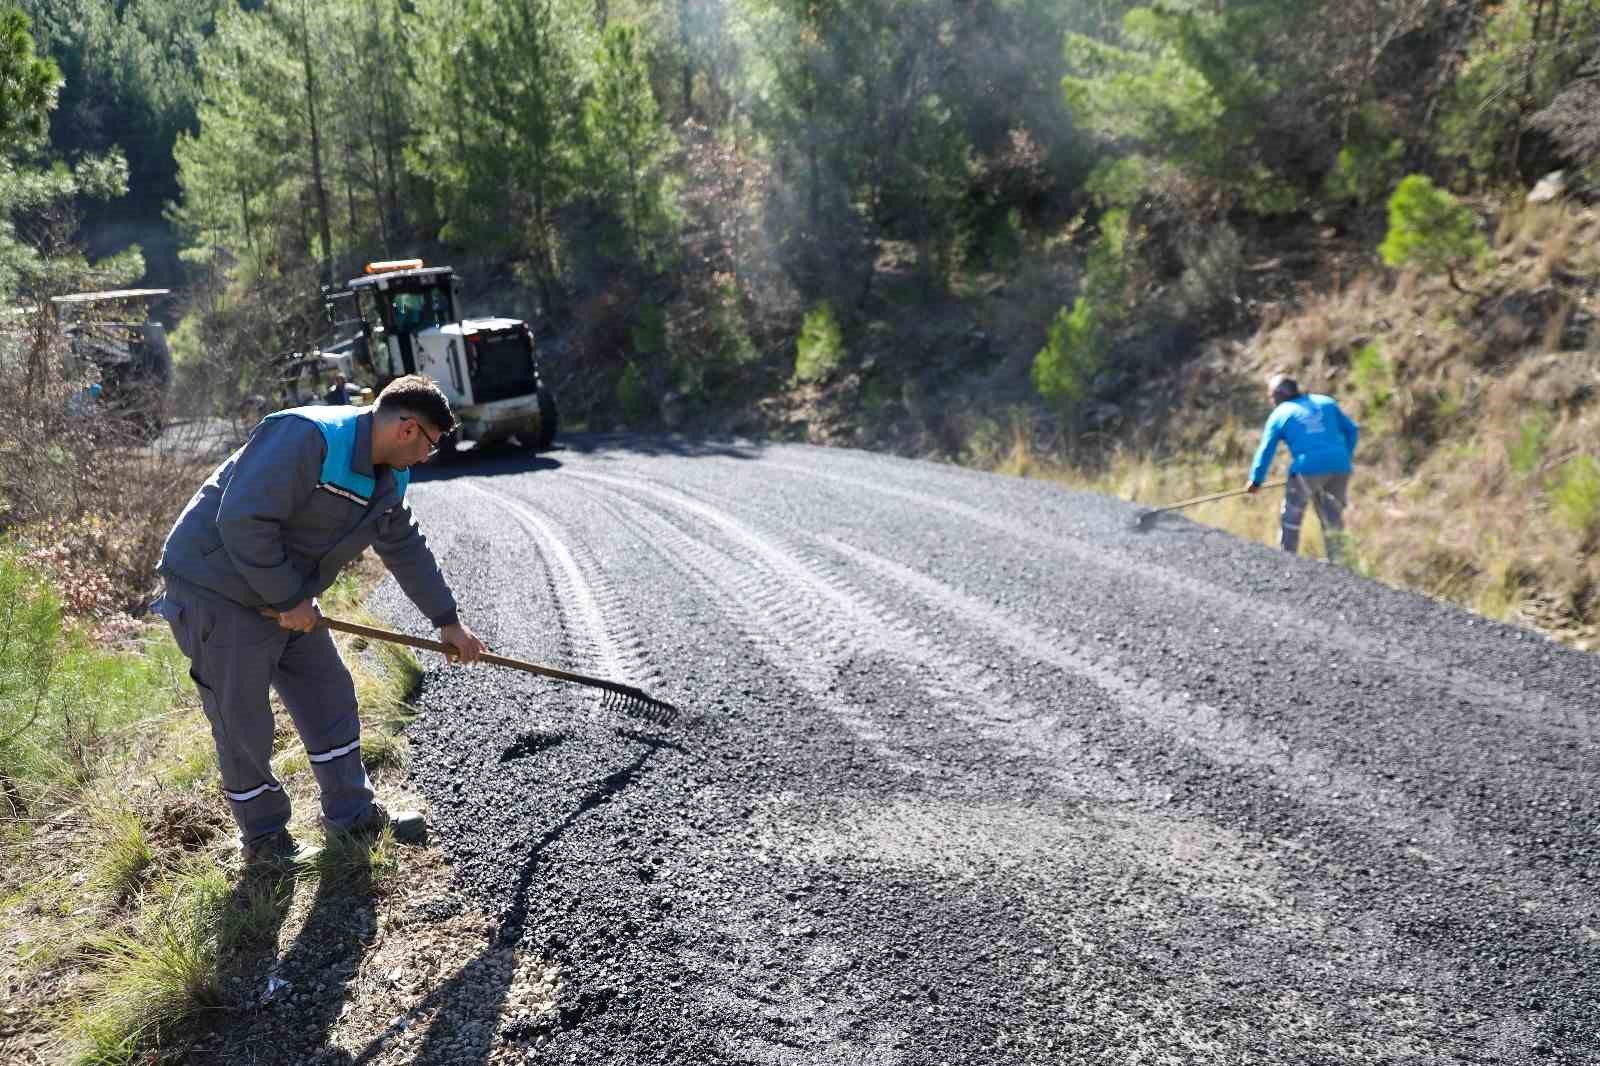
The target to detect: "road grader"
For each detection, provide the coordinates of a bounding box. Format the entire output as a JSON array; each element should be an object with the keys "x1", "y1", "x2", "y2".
[{"x1": 319, "y1": 259, "x2": 557, "y2": 455}]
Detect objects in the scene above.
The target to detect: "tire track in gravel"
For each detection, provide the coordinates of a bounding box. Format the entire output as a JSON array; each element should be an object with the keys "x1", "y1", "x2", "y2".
[
  {"x1": 560, "y1": 475, "x2": 1144, "y2": 804},
  {"x1": 662, "y1": 454, "x2": 1599, "y2": 861},
  {"x1": 453, "y1": 479, "x2": 923, "y2": 1065},
  {"x1": 459, "y1": 481, "x2": 661, "y2": 707},
  {"x1": 561, "y1": 467, "x2": 1593, "y2": 934},
  {"x1": 518, "y1": 478, "x2": 1426, "y2": 1063},
  {"x1": 756, "y1": 458, "x2": 1594, "y2": 743},
  {"x1": 564, "y1": 472, "x2": 1415, "y2": 813}
]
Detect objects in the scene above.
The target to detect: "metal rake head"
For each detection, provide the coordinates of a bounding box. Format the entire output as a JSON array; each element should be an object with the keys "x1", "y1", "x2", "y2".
[
  {"x1": 598, "y1": 682, "x2": 680, "y2": 726},
  {"x1": 1132, "y1": 508, "x2": 1164, "y2": 532}
]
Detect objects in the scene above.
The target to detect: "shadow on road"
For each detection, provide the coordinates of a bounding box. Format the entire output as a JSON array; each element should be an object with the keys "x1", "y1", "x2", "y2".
[
  {"x1": 343, "y1": 729, "x2": 687, "y2": 1065},
  {"x1": 409, "y1": 432, "x2": 767, "y2": 483},
  {"x1": 408, "y1": 449, "x2": 564, "y2": 483},
  {"x1": 553, "y1": 431, "x2": 766, "y2": 461}
]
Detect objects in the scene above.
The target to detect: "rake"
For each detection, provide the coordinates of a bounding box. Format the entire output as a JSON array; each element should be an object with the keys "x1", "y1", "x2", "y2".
[
  {"x1": 1131, "y1": 479, "x2": 1286, "y2": 532},
  {"x1": 319, "y1": 616, "x2": 680, "y2": 724}
]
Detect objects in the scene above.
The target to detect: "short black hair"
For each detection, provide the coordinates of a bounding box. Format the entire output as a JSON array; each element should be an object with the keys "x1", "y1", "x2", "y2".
[
  {"x1": 1268, "y1": 373, "x2": 1300, "y2": 402},
  {"x1": 375, "y1": 374, "x2": 455, "y2": 433}
]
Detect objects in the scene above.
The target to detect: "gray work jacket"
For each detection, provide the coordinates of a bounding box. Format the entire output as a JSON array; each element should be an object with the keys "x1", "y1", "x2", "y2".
[{"x1": 156, "y1": 406, "x2": 458, "y2": 627}]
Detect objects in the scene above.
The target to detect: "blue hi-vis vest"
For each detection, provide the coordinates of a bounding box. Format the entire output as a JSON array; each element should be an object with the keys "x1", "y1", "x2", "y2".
[{"x1": 262, "y1": 406, "x2": 410, "y2": 507}]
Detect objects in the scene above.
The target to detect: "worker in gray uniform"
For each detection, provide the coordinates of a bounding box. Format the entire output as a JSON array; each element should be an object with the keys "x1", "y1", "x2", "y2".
[{"x1": 153, "y1": 374, "x2": 486, "y2": 866}]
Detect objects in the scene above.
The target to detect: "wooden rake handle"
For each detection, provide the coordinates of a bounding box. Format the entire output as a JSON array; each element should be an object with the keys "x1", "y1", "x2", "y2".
[
  {"x1": 1150, "y1": 478, "x2": 1287, "y2": 514},
  {"x1": 320, "y1": 616, "x2": 671, "y2": 711}
]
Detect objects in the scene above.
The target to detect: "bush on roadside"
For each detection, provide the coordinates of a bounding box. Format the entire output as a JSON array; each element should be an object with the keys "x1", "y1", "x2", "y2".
[
  {"x1": 1551, "y1": 454, "x2": 1600, "y2": 541},
  {"x1": 793, "y1": 302, "x2": 846, "y2": 384},
  {"x1": 0, "y1": 542, "x2": 184, "y2": 816},
  {"x1": 1379, "y1": 175, "x2": 1488, "y2": 293}
]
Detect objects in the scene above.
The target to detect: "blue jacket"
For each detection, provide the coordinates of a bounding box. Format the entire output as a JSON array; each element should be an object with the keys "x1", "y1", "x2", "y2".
[
  {"x1": 157, "y1": 406, "x2": 457, "y2": 626},
  {"x1": 1248, "y1": 394, "x2": 1359, "y2": 485}
]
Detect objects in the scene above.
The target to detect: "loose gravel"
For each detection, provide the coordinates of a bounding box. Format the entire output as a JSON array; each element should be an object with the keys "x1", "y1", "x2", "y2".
[{"x1": 368, "y1": 436, "x2": 1600, "y2": 1065}]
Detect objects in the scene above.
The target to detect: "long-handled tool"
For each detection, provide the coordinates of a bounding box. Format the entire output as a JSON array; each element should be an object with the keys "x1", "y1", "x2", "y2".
[
  {"x1": 1131, "y1": 479, "x2": 1286, "y2": 532},
  {"x1": 321, "y1": 616, "x2": 679, "y2": 724}
]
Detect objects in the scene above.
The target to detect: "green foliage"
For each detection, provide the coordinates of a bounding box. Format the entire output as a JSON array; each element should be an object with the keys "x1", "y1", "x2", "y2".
[
  {"x1": 19, "y1": 0, "x2": 224, "y2": 281},
  {"x1": 745, "y1": 0, "x2": 982, "y2": 299},
  {"x1": 1551, "y1": 455, "x2": 1600, "y2": 538},
  {"x1": 631, "y1": 301, "x2": 667, "y2": 355},
  {"x1": 584, "y1": 23, "x2": 677, "y2": 262},
  {"x1": 75, "y1": 874, "x2": 226, "y2": 1062},
  {"x1": 0, "y1": 5, "x2": 59, "y2": 146},
  {"x1": 793, "y1": 301, "x2": 845, "y2": 383},
  {"x1": 1062, "y1": 2, "x2": 1304, "y2": 205},
  {"x1": 1438, "y1": 1, "x2": 1600, "y2": 181},
  {"x1": 709, "y1": 280, "x2": 759, "y2": 369},
  {"x1": 0, "y1": 5, "x2": 137, "y2": 300},
  {"x1": 1031, "y1": 298, "x2": 1105, "y2": 413},
  {"x1": 1325, "y1": 106, "x2": 1405, "y2": 207},
  {"x1": 1379, "y1": 175, "x2": 1487, "y2": 290},
  {"x1": 1176, "y1": 221, "x2": 1242, "y2": 318},
  {"x1": 1033, "y1": 209, "x2": 1133, "y2": 415},
  {"x1": 1510, "y1": 412, "x2": 1551, "y2": 476},
  {"x1": 89, "y1": 806, "x2": 154, "y2": 907},
  {"x1": 1349, "y1": 343, "x2": 1392, "y2": 416},
  {"x1": 615, "y1": 361, "x2": 653, "y2": 423},
  {"x1": 1083, "y1": 155, "x2": 1156, "y2": 211},
  {"x1": 0, "y1": 543, "x2": 184, "y2": 811},
  {"x1": 409, "y1": 0, "x2": 587, "y2": 307}
]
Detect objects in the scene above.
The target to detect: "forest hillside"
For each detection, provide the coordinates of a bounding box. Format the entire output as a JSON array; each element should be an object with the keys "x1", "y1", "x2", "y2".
[{"x1": 3, "y1": 0, "x2": 1599, "y2": 644}]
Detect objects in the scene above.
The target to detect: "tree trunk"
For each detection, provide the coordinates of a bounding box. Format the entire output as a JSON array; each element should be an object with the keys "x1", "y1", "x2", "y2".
[
  {"x1": 680, "y1": 0, "x2": 693, "y2": 115},
  {"x1": 300, "y1": 0, "x2": 335, "y2": 280}
]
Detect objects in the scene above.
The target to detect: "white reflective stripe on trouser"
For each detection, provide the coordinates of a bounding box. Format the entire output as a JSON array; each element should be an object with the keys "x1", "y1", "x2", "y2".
[
  {"x1": 309, "y1": 738, "x2": 361, "y2": 764},
  {"x1": 225, "y1": 780, "x2": 284, "y2": 803}
]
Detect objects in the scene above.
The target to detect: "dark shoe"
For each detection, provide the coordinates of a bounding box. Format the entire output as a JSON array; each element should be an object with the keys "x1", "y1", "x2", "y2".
[
  {"x1": 241, "y1": 829, "x2": 321, "y2": 872},
  {"x1": 336, "y1": 802, "x2": 427, "y2": 844}
]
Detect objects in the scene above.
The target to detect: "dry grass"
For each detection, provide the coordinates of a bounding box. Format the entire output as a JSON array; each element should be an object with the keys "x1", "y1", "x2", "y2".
[
  {"x1": 977, "y1": 204, "x2": 1600, "y2": 652},
  {"x1": 1, "y1": 545, "x2": 448, "y2": 1065}
]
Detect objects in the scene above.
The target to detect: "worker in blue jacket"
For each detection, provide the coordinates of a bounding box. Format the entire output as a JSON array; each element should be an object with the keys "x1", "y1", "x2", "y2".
[
  {"x1": 153, "y1": 374, "x2": 485, "y2": 868},
  {"x1": 1246, "y1": 372, "x2": 1360, "y2": 561}
]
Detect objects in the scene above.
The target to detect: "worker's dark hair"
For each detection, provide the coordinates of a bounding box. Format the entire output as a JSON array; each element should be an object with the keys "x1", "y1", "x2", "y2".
[
  {"x1": 1268, "y1": 372, "x2": 1300, "y2": 403},
  {"x1": 375, "y1": 374, "x2": 456, "y2": 433}
]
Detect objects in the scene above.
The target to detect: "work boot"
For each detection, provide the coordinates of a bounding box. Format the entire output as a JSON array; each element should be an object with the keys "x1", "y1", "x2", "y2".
[
  {"x1": 335, "y1": 801, "x2": 427, "y2": 844},
  {"x1": 241, "y1": 829, "x2": 321, "y2": 873}
]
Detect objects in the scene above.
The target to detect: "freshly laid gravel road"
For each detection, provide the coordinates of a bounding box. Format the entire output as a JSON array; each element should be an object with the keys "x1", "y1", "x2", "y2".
[{"x1": 370, "y1": 436, "x2": 1599, "y2": 1065}]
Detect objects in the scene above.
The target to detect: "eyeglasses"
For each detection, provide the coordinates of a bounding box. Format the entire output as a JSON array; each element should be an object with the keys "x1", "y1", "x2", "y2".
[{"x1": 408, "y1": 418, "x2": 444, "y2": 457}]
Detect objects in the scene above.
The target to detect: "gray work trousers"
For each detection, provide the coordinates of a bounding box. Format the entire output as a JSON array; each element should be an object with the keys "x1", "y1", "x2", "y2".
[
  {"x1": 153, "y1": 581, "x2": 373, "y2": 846},
  {"x1": 1281, "y1": 473, "x2": 1350, "y2": 560}
]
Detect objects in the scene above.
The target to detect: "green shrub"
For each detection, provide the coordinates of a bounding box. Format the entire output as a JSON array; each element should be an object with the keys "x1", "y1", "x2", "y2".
[
  {"x1": 1509, "y1": 412, "x2": 1551, "y2": 476},
  {"x1": 1349, "y1": 343, "x2": 1393, "y2": 416},
  {"x1": 793, "y1": 302, "x2": 846, "y2": 384},
  {"x1": 615, "y1": 362, "x2": 653, "y2": 423},
  {"x1": 1033, "y1": 210, "x2": 1134, "y2": 417},
  {"x1": 1325, "y1": 107, "x2": 1405, "y2": 207},
  {"x1": 1032, "y1": 298, "x2": 1105, "y2": 414},
  {"x1": 0, "y1": 543, "x2": 184, "y2": 810},
  {"x1": 1551, "y1": 454, "x2": 1600, "y2": 538},
  {"x1": 630, "y1": 302, "x2": 667, "y2": 355},
  {"x1": 1378, "y1": 175, "x2": 1487, "y2": 292},
  {"x1": 1176, "y1": 221, "x2": 1244, "y2": 317}
]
